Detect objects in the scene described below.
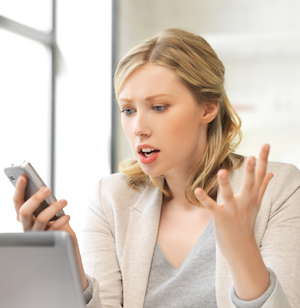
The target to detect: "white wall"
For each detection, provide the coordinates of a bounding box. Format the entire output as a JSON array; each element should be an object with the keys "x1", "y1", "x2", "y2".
[{"x1": 115, "y1": 0, "x2": 300, "y2": 169}]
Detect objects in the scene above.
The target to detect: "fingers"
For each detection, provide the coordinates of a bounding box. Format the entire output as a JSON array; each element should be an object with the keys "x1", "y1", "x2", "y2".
[
  {"x1": 12, "y1": 175, "x2": 71, "y2": 233},
  {"x1": 257, "y1": 172, "x2": 273, "y2": 205},
  {"x1": 19, "y1": 186, "x2": 52, "y2": 231},
  {"x1": 217, "y1": 169, "x2": 236, "y2": 211},
  {"x1": 48, "y1": 215, "x2": 71, "y2": 231},
  {"x1": 13, "y1": 175, "x2": 27, "y2": 221},
  {"x1": 254, "y1": 144, "x2": 270, "y2": 195},
  {"x1": 239, "y1": 144, "x2": 270, "y2": 205},
  {"x1": 195, "y1": 170, "x2": 236, "y2": 212},
  {"x1": 32, "y1": 199, "x2": 68, "y2": 231},
  {"x1": 239, "y1": 156, "x2": 256, "y2": 205},
  {"x1": 194, "y1": 187, "x2": 216, "y2": 212}
]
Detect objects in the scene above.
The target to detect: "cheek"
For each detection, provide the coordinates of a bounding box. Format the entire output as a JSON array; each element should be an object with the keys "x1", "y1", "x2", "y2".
[
  {"x1": 121, "y1": 119, "x2": 134, "y2": 145},
  {"x1": 163, "y1": 112, "x2": 202, "y2": 153},
  {"x1": 167, "y1": 111, "x2": 199, "y2": 136}
]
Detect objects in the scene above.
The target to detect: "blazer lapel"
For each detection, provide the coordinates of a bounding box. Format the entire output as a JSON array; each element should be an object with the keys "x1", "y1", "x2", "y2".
[{"x1": 122, "y1": 181, "x2": 163, "y2": 308}]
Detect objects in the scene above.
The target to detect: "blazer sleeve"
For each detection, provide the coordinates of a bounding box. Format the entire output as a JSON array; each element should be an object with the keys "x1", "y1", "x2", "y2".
[
  {"x1": 80, "y1": 178, "x2": 123, "y2": 308},
  {"x1": 259, "y1": 163, "x2": 300, "y2": 307}
]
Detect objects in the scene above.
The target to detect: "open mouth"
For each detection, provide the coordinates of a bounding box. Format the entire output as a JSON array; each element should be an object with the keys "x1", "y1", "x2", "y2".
[{"x1": 140, "y1": 149, "x2": 160, "y2": 158}]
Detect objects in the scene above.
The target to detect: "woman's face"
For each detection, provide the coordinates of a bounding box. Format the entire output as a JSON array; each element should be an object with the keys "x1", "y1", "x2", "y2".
[{"x1": 118, "y1": 63, "x2": 216, "y2": 178}]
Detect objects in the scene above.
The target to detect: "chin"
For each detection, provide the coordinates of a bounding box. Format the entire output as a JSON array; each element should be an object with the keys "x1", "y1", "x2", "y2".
[{"x1": 139, "y1": 165, "x2": 164, "y2": 178}]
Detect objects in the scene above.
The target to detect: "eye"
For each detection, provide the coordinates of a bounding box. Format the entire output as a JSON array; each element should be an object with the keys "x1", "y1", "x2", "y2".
[
  {"x1": 153, "y1": 106, "x2": 167, "y2": 112},
  {"x1": 121, "y1": 108, "x2": 135, "y2": 116}
]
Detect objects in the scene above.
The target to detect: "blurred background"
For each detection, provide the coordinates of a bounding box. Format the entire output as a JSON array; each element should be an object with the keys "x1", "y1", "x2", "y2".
[{"x1": 1, "y1": 0, "x2": 300, "y2": 238}]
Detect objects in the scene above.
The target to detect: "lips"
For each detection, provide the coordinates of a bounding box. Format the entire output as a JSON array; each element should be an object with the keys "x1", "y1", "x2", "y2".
[
  {"x1": 137, "y1": 144, "x2": 160, "y2": 154},
  {"x1": 137, "y1": 144, "x2": 160, "y2": 164},
  {"x1": 142, "y1": 149, "x2": 159, "y2": 158}
]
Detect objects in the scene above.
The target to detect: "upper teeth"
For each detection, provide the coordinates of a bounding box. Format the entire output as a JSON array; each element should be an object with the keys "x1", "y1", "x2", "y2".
[{"x1": 142, "y1": 148, "x2": 154, "y2": 153}]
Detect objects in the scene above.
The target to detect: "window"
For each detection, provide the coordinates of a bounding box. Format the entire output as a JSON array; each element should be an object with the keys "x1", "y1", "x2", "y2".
[
  {"x1": 0, "y1": 1, "x2": 112, "y2": 234},
  {"x1": 0, "y1": 10, "x2": 53, "y2": 232}
]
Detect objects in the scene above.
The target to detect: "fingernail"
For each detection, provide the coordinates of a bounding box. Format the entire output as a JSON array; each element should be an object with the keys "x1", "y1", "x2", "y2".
[
  {"x1": 220, "y1": 173, "x2": 227, "y2": 180},
  {"x1": 42, "y1": 187, "x2": 50, "y2": 195},
  {"x1": 250, "y1": 159, "x2": 256, "y2": 166},
  {"x1": 60, "y1": 199, "x2": 67, "y2": 206},
  {"x1": 195, "y1": 188, "x2": 202, "y2": 196},
  {"x1": 16, "y1": 176, "x2": 25, "y2": 186}
]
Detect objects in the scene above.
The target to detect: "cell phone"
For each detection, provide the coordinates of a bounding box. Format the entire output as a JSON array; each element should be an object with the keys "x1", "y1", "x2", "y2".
[{"x1": 4, "y1": 161, "x2": 64, "y2": 221}]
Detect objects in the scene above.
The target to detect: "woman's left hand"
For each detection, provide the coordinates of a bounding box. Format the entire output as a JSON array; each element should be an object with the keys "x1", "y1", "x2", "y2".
[{"x1": 194, "y1": 144, "x2": 273, "y2": 300}]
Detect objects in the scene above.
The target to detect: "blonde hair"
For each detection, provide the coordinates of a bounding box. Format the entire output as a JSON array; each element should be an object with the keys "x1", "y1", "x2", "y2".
[{"x1": 115, "y1": 28, "x2": 243, "y2": 204}]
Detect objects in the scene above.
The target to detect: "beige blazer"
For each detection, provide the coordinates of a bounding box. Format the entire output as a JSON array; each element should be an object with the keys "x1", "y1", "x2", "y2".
[{"x1": 81, "y1": 161, "x2": 300, "y2": 308}]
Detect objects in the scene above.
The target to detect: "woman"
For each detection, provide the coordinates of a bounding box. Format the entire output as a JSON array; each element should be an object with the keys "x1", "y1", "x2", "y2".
[{"x1": 13, "y1": 29, "x2": 300, "y2": 307}]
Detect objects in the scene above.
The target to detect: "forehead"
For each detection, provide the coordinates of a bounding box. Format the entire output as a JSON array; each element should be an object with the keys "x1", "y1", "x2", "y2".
[{"x1": 119, "y1": 63, "x2": 184, "y2": 100}]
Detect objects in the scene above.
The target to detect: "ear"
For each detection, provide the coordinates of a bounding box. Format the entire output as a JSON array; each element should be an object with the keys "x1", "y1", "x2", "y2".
[{"x1": 201, "y1": 103, "x2": 219, "y2": 123}]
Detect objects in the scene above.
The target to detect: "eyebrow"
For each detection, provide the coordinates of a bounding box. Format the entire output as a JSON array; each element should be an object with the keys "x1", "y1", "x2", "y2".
[
  {"x1": 119, "y1": 94, "x2": 174, "y2": 103},
  {"x1": 145, "y1": 94, "x2": 174, "y2": 101}
]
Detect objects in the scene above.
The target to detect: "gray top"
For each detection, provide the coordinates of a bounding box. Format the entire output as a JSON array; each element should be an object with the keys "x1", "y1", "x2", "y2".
[
  {"x1": 142, "y1": 219, "x2": 276, "y2": 308},
  {"x1": 82, "y1": 218, "x2": 276, "y2": 307}
]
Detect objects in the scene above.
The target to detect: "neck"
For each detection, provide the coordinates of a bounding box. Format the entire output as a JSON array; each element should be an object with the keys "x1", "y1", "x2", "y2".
[{"x1": 163, "y1": 172, "x2": 195, "y2": 209}]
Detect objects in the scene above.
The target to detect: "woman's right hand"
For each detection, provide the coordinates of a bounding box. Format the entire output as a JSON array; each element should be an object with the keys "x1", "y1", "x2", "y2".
[
  {"x1": 13, "y1": 175, "x2": 70, "y2": 231},
  {"x1": 13, "y1": 175, "x2": 88, "y2": 291}
]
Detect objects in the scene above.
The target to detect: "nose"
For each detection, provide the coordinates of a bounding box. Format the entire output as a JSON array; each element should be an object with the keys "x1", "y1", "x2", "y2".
[{"x1": 133, "y1": 111, "x2": 151, "y2": 137}]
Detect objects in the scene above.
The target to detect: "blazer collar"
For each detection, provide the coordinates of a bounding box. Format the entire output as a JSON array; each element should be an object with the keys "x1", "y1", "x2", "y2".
[{"x1": 122, "y1": 179, "x2": 164, "y2": 308}]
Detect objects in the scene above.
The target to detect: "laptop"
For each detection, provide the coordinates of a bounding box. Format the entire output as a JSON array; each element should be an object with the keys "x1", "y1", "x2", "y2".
[{"x1": 0, "y1": 231, "x2": 86, "y2": 308}]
